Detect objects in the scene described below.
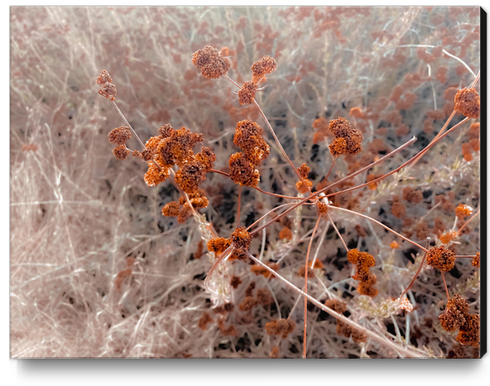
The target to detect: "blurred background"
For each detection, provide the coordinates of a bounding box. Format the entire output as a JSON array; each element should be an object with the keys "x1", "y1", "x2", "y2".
[{"x1": 10, "y1": 6, "x2": 481, "y2": 358}]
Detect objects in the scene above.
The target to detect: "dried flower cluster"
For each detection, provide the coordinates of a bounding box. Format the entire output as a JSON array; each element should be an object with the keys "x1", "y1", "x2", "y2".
[
  {"x1": 279, "y1": 227, "x2": 293, "y2": 241},
  {"x1": 144, "y1": 125, "x2": 216, "y2": 208},
  {"x1": 229, "y1": 120, "x2": 270, "y2": 187},
  {"x1": 328, "y1": 117, "x2": 363, "y2": 156},
  {"x1": 108, "y1": 126, "x2": 132, "y2": 160},
  {"x1": 265, "y1": 318, "x2": 295, "y2": 339},
  {"x1": 96, "y1": 69, "x2": 117, "y2": 101},
  {"x1": 455, "y1": 203, "x2": 473, "y2": 219},
  {"x1": 207, "y1": 237, "x2": 232, "y2": 256},
  {"x1": 251, "y1": 55, "x2": 277, "y2": 83},
  {"x1": 207, "y1": 226, "x2": 252, "y2": 261},
  {"x1": 230, "y1": 227, "x2": 252, "y2": 260},
  {"x1": 427, "y1": 245, "x2": 456, "y2": 272},
  {"x1": 472, "y1": 252, "x2": 480, "y2": 268},
  {"x1": 347, "y1": 249, "x2": 378, "y2": 297},
  {"x1": 439, "y1": 295, "x2": 480, "y2": 348},
  {"x1": 454, "y1": 87, "x2": 480, "y2": 118},
  {"x1": 402, "y1": 187, "x2": 423, "y2": 204},
  {"x1": 440, "y1": 231, "x2": 457, "y2": 244},
  {"x1": 295, "y1": 163, "x2": 312, "y2": 193},
  {"x1": 238, "y1": 81, "x2": 258, "y2": 105},
  {"x1": 192, "y1": 45, "x2": 231, "y2": 79},
  {"x1": 162, "y1": 190, "x2": 209, "y2": 223}
]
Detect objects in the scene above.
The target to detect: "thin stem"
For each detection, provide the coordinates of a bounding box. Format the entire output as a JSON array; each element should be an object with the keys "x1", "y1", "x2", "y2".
[
  {"x1": 310, "y1": 221, "x2": 330, "y2": 268},
  {"x1": 112, "y1": 100, "x2": 145, "y2": 149},
  {"x1": 253, "y1": 99, "x2": 312, "y2": 193},
  {"x1": 471, "y1": 71, "x2": 481, "y2": 87},
  {"x1": 442, "y1": 50, "x2": 477, "y2": 78},
  {"x1": 246, "y1": 202, "x2": 315, "y2": 233},
  {"x1": 399, "y1": 250, "x2": 428, "y2": 299},
  {"x1": 327, "y1": 213, "x2": 348, "y2": 252},
  {"x1": 320, "y1": 158, "x2": 337, "y2": 187},
  {"x1": 224, "y1": 74, "x2": 241, "y2": 88},
  {"x1": 407, "y1": 110, "x2": 456, "y2": 170},
  {"x1": 246, "y1": 251, "x2": 423, "y2": 358},
  {"x1": 210, "y1": 168, "x2": 230, "y2": 177},
  {"x1": 210, "y1": 169, "x2": 303, "y2": 200},
  {"x1": 303, "y1": 216, "x2": 321, "y2": 359},
  {"x1": 254, "y1": 186, "x2": 305, "y2": 200},
  {"x1": 236, "y1": 185, "x2": 242, "y2": 228},
  {"x1": 441, "y1": 272, "x2": 450, "y2": 301},
  {"x1": 457, "y1": 209, "x2": 480, "y2": 236},
  {"x1": 328, "y1": 205, "x2": 428, "y2": 252}
]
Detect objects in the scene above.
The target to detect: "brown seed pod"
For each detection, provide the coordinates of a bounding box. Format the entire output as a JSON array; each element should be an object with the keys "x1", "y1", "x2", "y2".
[
  {"x1": 112, "y1": 145, "x2": 130, "y2": 160},
  {"x1": 238, "y1": 81, "x2": 258, "y2": 105},
  {"x1": 427, "y1": 245, "x2": 456, "y2": 272},
  {"x1": 108, "y1": 126, "x2": 131, "y2": 146},
  {"x1": 454, "y1": 87, "x2": 480, "y2": 118},
  {"x1": 192, "y1": 45, "x2": 231, "y2": 79}
]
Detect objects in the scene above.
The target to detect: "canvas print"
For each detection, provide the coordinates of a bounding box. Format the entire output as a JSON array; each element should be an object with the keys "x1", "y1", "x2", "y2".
[{"x1": 10, "y1": 6, "x2": 483, "y2": 359}]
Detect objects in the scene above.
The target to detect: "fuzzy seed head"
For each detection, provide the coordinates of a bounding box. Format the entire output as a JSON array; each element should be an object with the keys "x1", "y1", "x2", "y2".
[
  {"x1": 192, "y1": 45, "x2": 231, "y2": 79},
  {"x1": 238, "y1": 81, "x2": 257, "y2": 105},
  {"x1": 108, "y1": 126, "x2": 131, "y2": 146},
  {"x1": 454, "y1": 87, "x2": 480, "y2": 118},
  {"x1": 427, "y1": 245, "x2": 456, "y2": 272}
]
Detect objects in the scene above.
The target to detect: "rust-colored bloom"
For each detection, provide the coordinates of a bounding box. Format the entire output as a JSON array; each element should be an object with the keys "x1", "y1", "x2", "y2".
[
  {"x1": 192, "y1": 45, "x2": 231, "y2": 79},
  {"x1": 427, "y1": 245, "x2": 456, "y2": 272},
  {"x1": 454, "y1": 88, "x2": 480, "y2": 118},
  {"x1": 238, "y1": 81, "x2": 258, "y2": 105}
]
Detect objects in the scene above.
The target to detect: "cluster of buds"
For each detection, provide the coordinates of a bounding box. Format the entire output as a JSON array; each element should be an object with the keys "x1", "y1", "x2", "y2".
[
  {"x1": 347, "y1": 249, "x2": 378, "y2": 297},
  {"x1": 439, "y1": 294, "x2": 480, "y2": 348},
  {"x1": 328, "y1": 117, "x2": 364, "y2": 156},
  {"x1": 192, "y1": 45, "x2": 231, "y2": 79},
  {"x1": 96, "y1": 69, "x2": 117, "y2": 101},
  {"x1": 229, "y1": 120, "x2": 270, "y2": 188}
]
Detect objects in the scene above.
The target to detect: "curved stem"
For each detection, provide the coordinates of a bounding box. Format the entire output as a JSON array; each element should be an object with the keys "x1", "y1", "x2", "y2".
[
  {"x1": 250, "y1": 137, "x2": 418, "y2": 236},
  {"x1": 319, "y1": 158, "x2": 337, "y2": 188},
  {"x1": 253, "y1": 99, "x2": 312, "y2": 194},
  {"x1": 245, "y1": 202, "x2": 315, "y2": 232},
  {"x1": 441, "y1": 272, "x2": 450, "y2": 301},
  {"x1": 327, "y1": 212, "x2": 348, "y2": 252},
  {"x1": 112, "y1": 100, "x2": 145, "y2": 149},
  {"x1": 457, "y1": 209, "x2": 480, "y2": 236},
  {"x1": 328, "y1": 205, "x2": 428, "y2": 252},
  {"x1": 399, "y1": 250, "x2": 428, "y2": 299},
  {"x1": 210, "y1": 169, "x2": 304, "y2": 200},
  {"x1": 210, "y1": 168, "x2": 230, "y2": 177},
  {"x1": 253, "y1": 186, "x2": 304, "y2": 200}
]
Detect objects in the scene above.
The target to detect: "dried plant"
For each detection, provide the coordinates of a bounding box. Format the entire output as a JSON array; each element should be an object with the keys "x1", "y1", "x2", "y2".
[{"x1": 11, "y1": 6, "x2": 481, "y2": 360}]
